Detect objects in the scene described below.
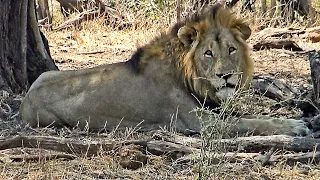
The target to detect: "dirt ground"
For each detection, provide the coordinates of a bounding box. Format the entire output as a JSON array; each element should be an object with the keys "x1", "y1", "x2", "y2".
[{"x1": 2, "y1": 2, "x2": 320, "y2": 179}]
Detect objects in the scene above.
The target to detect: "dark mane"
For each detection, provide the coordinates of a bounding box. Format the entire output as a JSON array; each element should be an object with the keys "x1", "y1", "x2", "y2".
[
  {"x1": 126, "y1": 4, "x2": 225, "y2": 73},
  {"x1": 125, "y1": 48, "x2": 144, "y2": 73}
]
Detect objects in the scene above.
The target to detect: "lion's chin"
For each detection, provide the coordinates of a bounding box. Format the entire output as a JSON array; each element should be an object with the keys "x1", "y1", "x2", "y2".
[{"x1": 215, "y1": 87, "x2": 236, "y2": 101}]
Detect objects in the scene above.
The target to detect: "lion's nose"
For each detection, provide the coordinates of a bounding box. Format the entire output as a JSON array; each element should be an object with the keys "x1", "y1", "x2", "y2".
[{"x1": 216, "y1": 74, "x2": 232, "y2": 80}]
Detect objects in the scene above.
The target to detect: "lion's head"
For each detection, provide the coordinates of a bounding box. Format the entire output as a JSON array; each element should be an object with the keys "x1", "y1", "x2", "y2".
[
  {"x1": 131, "y1": 4, "x2": 253, "y2": 105},
  {"x1": 173, "y1": 5, "x2": 254, "y2": 104}
]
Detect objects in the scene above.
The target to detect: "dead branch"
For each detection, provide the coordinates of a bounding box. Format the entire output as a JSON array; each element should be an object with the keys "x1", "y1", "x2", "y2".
[
  {"x1": 0, "y1": 147, "x2": 76, "y2": 163},
  {"x1": 54, "y1": 0, "x2": 128, "y2": 31},
  {"x1": 179, "y1": 151, "x2": 320, "y2": 166},
  {"x1": 151, "y1": 131, "x2": 320, "y2": 153},
  {"x1": 251, "y1": 27, "x2": 320, "y2": 51},
  {"x1": 216, "y1": 135, "x2": 320, "y2": 153},
  {"x1": 253, "y1": 26, "x2": 320, "y2": 41},
  {"x1": 146, "y1": 140, "x2": 199, "y2": 158},
  {"x1": 5, "y1": 137, "x2": 319, "y2": 166},
  {"x1": 152, "y1": 130, "x2": 201, "y2": 149},
  {"x1": 77, "y1": 50, "x2": 105, "y2": 55},
  {"x1": 253, "y1": 27, "x2": 304, "y2": 40},
  {"x1": 250, "y1": 75, "x2": 319, "y2": 117},
  {"x1": 251, "y1": 76, "x2": 298, "y2": 106},
  {"x1": 1, "y1": 133, "x2": 320, "y2": 162},
  {"x1": 252, "y1": 38, "x2": 304, "y2": 51},
  {"x1": 54, "y1": 10, "x2": 100, "y2": 30},
  {"x1": 0, "y1": 135, "x2": 116, "y2": 156}
]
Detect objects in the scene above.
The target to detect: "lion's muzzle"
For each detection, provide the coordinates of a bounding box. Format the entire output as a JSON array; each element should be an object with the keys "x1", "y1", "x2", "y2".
[{"x1": 211, "y1": 73, "x2": 241, "y2": 101}]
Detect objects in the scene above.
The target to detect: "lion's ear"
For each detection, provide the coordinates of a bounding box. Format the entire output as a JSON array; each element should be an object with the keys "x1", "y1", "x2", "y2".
[
  {"x1": 177, "y1": 26, "x2": 197, "y2": 47},
  {"x1": 237, "y1": 23, "x2": 251, "y2": 40}
]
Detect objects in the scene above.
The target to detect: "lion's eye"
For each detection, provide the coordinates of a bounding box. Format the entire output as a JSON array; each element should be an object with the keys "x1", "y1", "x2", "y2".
[
  {"x1": 229, "y1": 47, "x2": 237, "y2": 55},
  {"x1": 204, "y1": 50, "x2": 213, "y2": 58}
]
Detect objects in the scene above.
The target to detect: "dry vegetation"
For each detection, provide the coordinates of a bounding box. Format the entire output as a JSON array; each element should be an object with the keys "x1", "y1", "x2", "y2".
[{"x1": 2, "y1": 0, "x2": 320, "y2": 179}]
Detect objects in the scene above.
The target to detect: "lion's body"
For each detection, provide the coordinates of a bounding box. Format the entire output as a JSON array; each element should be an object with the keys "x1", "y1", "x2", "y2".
[
  {"x1": 21, "y1": 60, "x2": 201, "y2": 132},
  {"x1": 20, "y1": 5, "x2": 309, "y2": 135}
]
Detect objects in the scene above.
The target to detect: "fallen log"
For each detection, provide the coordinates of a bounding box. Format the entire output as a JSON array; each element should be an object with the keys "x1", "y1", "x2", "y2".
[
  {"x1": 251, "y1": 76, "x2": 298, "y2": 106},
  {"x1": 151, "y1": 131, "x2": 320, "y2": 153},
  {"x1": 252, "y1": 26, "x2": 320, "y2": 41},
  {"x1": 0, "y1": 147, "x2": 77, "y2": 162},
  {"x1": 0, "y1": 135, "x2": 116, "y2": 156},
  {"x1": 214, "y1": 135, "x2": 320, "y2": 153},
  {"x1": 1, "y1": 132, "x2": 319, "y2": 159},
  {"x1": 251, "y1": 27, "x2": 320, "y2": 51},
  {"x1": 252, "y1": 38, "x2": 304, "y2": 51},
  {"x1": 251, "y1": 75, "x2": 319, "y2": 118},
  {"x1": 179, "y1": 151, "x2": 320, "y2": 166}
]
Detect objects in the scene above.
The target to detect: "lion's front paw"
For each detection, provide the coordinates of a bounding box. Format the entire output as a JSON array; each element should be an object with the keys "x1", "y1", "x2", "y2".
[
  {"x1": 237, "y1": 116, "x2": 311, "y2": 136},
  {"x1": 281, "y1": 119, "x2": 311, "y2": 136}
]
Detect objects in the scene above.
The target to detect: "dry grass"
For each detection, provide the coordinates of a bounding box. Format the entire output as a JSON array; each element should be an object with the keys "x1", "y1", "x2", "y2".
[{"x1": 2, "y1": 0, "x2": 320, "y2": 179}]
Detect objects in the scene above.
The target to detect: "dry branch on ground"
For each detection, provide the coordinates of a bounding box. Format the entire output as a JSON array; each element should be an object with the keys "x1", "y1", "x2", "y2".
[
  {"x1": 251, "y1": 26, "x2": 320, "y2": 51},
  {"x1": 0, "y1": 147, "x2": 77, "y2": 163},
  {"x1": 251, "y1": 76, "x2": 298, "y2": 106},
  {"x1": 253, "y1": 27, "x2": 320, "y2": 41},
  {"x1": 252, "y1": 39, "x2": 304, "y2": 51},
  {"x1": 180, "y1": 151, "x2": 320, "y2": 166},
  {"x1": 1, "y1": 131, "x2": 320, "y2": 166}
]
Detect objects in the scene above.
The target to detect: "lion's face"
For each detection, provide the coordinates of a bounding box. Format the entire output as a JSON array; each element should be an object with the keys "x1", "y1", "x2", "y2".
[
  {"x1": 177, "y1": 7, "x2": 253, "y2": 103},
  {"x1": 194, "y1": 28, "x2": 249, "y2": 101}
]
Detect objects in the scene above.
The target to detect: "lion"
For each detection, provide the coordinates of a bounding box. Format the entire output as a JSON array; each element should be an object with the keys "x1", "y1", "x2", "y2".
[{"x1": 20, "y1": 4, "x2": 310, "y2": 136}]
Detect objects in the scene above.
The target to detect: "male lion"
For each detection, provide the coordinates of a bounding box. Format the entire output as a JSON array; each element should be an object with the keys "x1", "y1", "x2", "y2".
[{"x1": 20, "y1": 5, "x2": 310, "y2": 136}]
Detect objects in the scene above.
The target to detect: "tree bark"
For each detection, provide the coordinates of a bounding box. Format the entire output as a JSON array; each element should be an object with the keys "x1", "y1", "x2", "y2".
[
  {"x1": 0, "y1": 0, "x2": 58, "y2": 93},
  {"x1": 180, "y1": 151, "x2": 320, "y2": 166},
  {"x1": 152, "y1": 131, "x2": 320, "y2": 153},
  {"x1": 57, "y1": 0, "x2": 87, "y2": 17},
  {"x1": 2, "y1": 133, "x2": 320, "y2": 157},
  {"x1": 260, "y1": 0, "x2": 266, "y2": 15},
  {"x1": 270, "y1": 0, "x2": 276, "y2": 17},
  {"x1": 279, "y1": 0, "x2": 294, "y2": 23},
  {"x1": 37, "y1": 0, "x2": 52, "y2": 26},
  {"x1": 297, "y1": 51, "x2": 320, "y2": 119}
]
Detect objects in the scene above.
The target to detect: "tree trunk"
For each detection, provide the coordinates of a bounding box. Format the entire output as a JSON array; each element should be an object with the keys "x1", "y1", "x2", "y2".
[
  {"x1": 260, "y1": 0, "x2": 266, "y2": 15},
  {"x1": 270, "y1": 0, "x2": 276, "y2": 17},
  {"x1": 241, "y1": 0, "x2": 254, "y2": 12},
  {"x1": 37, "y1": 0, "x2": 52, "y2": 26},
  {"x1": 57, "y1": 0, "x2": 87, "y2": 17},
  {"x1": 0, "y1": 0, "x2": 58, "y2": 94},
  {"x1": 279, "y1": 0, "x2": 294, "y2": 23}
]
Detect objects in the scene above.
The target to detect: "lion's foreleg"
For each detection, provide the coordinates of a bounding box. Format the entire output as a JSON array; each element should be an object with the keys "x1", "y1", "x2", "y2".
[{"x1": 233, "y1": 115, "x2": 310, "y2": 136}]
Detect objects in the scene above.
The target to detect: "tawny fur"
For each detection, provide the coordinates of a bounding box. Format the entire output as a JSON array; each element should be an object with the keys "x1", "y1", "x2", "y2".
[{"x1": 20, "y1": 5, "x2": 309, "y2": 136}]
